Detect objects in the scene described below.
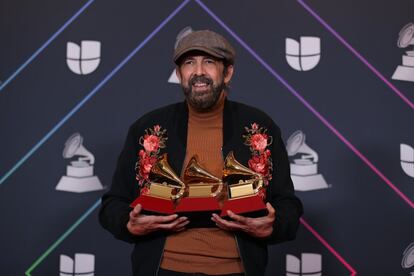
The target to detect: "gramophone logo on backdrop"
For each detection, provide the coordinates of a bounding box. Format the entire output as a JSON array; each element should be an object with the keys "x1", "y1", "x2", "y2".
[
  {"x1": 392, "y1": 23, "x2": 414, "y2": 82},
  {"x1": 401, "y1": 144, "x2": 414, "y2": 177},
  {"x1": 402, "y1": 242, "x2": 414, "y2": 274},
  {"x1": 168, "y1": 68, "x2": 180, "y2": 84},
  {"x1": 286, "y1": 253, "x2": 322, "y2": 276},
  {"x1": 168, "y1": 26, "x2": 193, "y2": 84},
  {"x1": 286, "y1": 130, "x2": 329, "y2": 191},
  {"x1": 56, "y1": 133, "x2": 104, "y2": 193},
  {"x1": 66, "y1": 40, "x2": 101, "y2": 75},
  {"x1": 59, "y1": 253, "x2": 95, "y2": 276},
  {"x1": 286, "y1": 36, "x2": 321, "y2": 71}
]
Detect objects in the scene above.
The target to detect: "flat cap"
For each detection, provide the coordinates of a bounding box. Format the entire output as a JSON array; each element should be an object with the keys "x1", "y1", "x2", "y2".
[{"x1": 173, "y1": 29, "x2": 236, "y2": 65}]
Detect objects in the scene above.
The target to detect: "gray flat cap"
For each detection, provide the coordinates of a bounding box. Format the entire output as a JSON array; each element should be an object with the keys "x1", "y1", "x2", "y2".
[{"x1": 173, "y1": 30, "x2": 236, "y2": 65}]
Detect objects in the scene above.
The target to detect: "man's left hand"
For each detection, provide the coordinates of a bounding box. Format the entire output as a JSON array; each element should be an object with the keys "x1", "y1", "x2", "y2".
[{"x1": 211, "y1": 202, "x2": 276, "y2": 238}]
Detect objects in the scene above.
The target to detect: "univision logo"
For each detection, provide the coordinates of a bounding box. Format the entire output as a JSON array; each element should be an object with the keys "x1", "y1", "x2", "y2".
[
  {"x1": 286, "y1": 36, "x2": 321, "y2": 71},
  {"x1": 59, "y1": 253, "x2": 95, "y2": 276},
  {"x1": 286, "y1": 253, "x2": 322, "y2": 276},
  {"x1": 66, "y1": 40, "x2": 101, "y2": 75}
]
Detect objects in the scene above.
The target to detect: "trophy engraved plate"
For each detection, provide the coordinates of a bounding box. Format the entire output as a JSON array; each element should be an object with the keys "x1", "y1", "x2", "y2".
[
  {"x1": 229, "y1": 180, "x2": 254, "y2": 198},
  {"x1": 221, "y1": 151, "x2": 267, "y2": 217},
  {"x1": 148, "y1": 182, "x2": 175, "y2": 198},
  {"x1": 130, "y1": 154, "x2": 185, "y2": 214}
]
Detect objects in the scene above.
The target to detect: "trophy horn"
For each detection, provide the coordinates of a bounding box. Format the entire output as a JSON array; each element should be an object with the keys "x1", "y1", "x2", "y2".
[
  {"x1": 150, "y1": 153, "x2": 185, "y2": 200},
  {"x1": 223, "y1": 151, "x2": 263, "y2": 193},
  {"x1": 183, "y1": 155, "x2": 223, "y2": 197}
]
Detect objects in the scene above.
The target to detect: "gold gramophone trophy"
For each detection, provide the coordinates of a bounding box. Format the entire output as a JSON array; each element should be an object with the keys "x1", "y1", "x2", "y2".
[
  {"x1": 175, "y1": 155, "x2": 223, "y2": 216},
  {"x1": 221, "y1": 151, "x2": 267, "y2": 217},
  {"x1": 130, "y1": 154, "x2": 185, "y2": 214}
]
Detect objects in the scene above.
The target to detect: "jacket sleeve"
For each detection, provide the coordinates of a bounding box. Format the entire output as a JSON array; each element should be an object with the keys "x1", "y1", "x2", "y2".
[
  {"x1": 265, "y1": 123, "x2": 303, "y2": 244},
  {"x1": 99, "y1": 125, "x2": 145, "y2": 243}
]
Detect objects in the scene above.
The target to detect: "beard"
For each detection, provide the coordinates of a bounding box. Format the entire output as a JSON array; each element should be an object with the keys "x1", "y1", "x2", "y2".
[{"x1": 182, "y1": 74, "x2": 226, "y2": 112}]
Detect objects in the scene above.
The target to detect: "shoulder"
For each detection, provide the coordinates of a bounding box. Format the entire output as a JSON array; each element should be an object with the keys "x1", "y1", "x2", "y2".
[
  {"x1": 128, "y1": 102, "x2": 185, "y2": 135},
  {"x1": 227, "y1": 100, "x2": 281, "y2": 135}
]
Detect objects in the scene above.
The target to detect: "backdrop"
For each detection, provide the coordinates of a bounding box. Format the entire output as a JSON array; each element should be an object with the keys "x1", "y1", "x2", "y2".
[{"x1": 1, "y1": 0, "x2": 413, "y2": 275}]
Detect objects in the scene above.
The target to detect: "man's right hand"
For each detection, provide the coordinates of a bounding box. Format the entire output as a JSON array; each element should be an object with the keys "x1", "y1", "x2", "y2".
[{"x1": 127, "y1": 204, "x2": 189, "y2": 236}]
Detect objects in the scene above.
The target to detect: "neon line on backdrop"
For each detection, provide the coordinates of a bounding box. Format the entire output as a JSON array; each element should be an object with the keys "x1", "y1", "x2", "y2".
[
  {"x1": 297, "y1": 0, "x2": 414, "y2": 110},
  {"x1": 195, "y1": 0, "x2": 414, "y2": 210},
  {"x1": 0, "y1": 0, "x2": 96, "y2": 92}
]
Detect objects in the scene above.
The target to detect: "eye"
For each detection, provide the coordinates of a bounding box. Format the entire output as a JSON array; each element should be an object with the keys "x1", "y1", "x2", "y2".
[
  {"x1": 204, "y1": 59, "x2": 215, "y2": 64},
  {"x1": 183, "y1": 59, "x2": 194, "y2": 65}
]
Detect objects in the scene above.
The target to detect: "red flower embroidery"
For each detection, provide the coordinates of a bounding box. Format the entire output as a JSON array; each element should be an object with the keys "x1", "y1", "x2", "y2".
[
  {"x1": 250, "y1": 133, "x2": 268, "y2": 152},
  {"x1": 143, "y1": 134, "x2": 160, "y2": 152},
  {"x1": 135, "y1": 125, "x2": 167, "y2": 187},
  {"x1": 243, "y1": 123, "x2": 273, "y2": 185}
]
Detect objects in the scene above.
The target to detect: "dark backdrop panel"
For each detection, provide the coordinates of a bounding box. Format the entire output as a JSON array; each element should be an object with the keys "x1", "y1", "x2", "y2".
[{"x1": 1, "y1": 0, "x2": 413, "y2": 275}]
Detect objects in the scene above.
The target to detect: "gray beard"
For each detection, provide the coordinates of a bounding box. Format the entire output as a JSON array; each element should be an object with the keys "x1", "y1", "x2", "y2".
[{"x1": 182, "y1": 76, "x2": 226, "y2": 112}]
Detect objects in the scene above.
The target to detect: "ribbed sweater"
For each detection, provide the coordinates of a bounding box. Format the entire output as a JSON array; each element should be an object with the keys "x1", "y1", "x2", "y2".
[{"x1": 160, "y1": 93, "x2": 244, "y2": 274}]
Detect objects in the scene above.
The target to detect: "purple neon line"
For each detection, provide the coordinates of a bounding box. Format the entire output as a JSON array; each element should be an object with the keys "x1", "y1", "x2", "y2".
[
  {"x1": 297, "y1": 0, "x2": 414, "y2": 110},
  {"x1": 195, "y1": 0, "x2": 414, "y2": 210},
  {"x1": 300, "y1": 218, "x2": 357, "y2": 275},
  {"x1": 0, "y1": 0, "x2": 191, "y2": 186}
]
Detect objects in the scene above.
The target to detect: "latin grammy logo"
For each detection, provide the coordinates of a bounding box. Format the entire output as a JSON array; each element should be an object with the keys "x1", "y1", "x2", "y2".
[
  {"x1": 401, "y1": 242, "x2": 414, "y2": 274},
  {"x1": 56, "y1": 133, "x2": 104, "y2": 193},
  {"x1": 392, "y1": 23, "x2": 414, "y2": 82},
  {"x1": 286, "y1": 130, "x2": 330, "y2": 191}
]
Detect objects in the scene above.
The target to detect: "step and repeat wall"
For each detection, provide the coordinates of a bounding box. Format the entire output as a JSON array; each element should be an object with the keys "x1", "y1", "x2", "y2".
[{"x1": 1, "y1": 0, "x2": 413, "y2": 275}]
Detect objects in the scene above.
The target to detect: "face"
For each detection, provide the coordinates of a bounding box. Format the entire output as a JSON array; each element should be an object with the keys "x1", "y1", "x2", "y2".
[{"x1": 176, "y1": 53, "x2": 233, "y2": 111}]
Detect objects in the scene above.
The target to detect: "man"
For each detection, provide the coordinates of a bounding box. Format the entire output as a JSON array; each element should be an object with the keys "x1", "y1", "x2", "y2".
[{"x1": 99, "y1": 29, "x2": 303, "y2": 276}]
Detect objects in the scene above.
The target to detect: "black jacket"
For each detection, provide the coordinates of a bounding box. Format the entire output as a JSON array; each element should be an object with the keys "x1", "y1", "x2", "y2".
[{"x1": 99, "y1": 99, "x2": 303, "y2": 276}]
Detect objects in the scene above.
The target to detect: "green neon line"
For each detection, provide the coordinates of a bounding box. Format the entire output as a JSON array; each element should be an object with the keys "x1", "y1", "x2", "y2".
[{"x1": 25, "y1": 199, "x2": 101, "y2": 276}]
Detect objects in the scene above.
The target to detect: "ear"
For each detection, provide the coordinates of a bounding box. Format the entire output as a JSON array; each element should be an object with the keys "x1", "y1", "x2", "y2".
[
  {"x1": 224, "y1": 65, "x2": 234, "y2": 84},
  {"x1": 175, "y1": 66, "x2": 182, "y2": 83}
]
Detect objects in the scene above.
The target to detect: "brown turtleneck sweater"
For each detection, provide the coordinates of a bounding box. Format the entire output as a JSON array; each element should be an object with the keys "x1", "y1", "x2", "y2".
[{"x1": 160, "y1": 93, "x2": 244, "y2": 274}]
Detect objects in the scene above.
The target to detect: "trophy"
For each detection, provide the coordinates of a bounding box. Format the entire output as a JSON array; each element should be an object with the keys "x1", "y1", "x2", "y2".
[
  {"x1": 221, "y1": 151, "x2": 267, "y2": 217},
  {"x1": 175, "y1": 155, "x2": 223, "y2": 227},
  {"x1": 130, "y1": 154, "x2": 185, "y2": 214}
]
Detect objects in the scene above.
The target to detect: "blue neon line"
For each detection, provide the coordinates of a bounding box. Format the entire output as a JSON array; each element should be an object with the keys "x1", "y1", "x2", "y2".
[
  {"x1": 25, "y1": 199, "x2": 101, "y2": 276},
  {"x1": 0, "y1": 0, "x2": 191, "y2": 186},
  {"x1": 0, "y1": 0, "x2": 95, "y2": 92}
]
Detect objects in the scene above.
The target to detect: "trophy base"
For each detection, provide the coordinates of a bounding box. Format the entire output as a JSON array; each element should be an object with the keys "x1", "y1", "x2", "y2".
[
  {"x1": 175, "y1": 197, "x2": 221, "y2": 228},
  {"x1": 220, "y1": 195, "x2": 267, "y2": 217},
  {"x1": 130, "y1": 195, "x2": 175, "y2": 215},
  {"x1": 55, "y1": 175, "x2": 103, "y2": 193},
  {"x1": 392, "y1": 65, "x2": 414, "y2": 82},
  {"x1": 291, "y1": 174, "x2": 329, "y2": 191}
]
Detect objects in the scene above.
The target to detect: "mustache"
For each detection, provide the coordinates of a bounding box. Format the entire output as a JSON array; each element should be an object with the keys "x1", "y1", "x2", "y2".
[{"x1": 189, "y1": 75, "x2": 213, "y2": 86}]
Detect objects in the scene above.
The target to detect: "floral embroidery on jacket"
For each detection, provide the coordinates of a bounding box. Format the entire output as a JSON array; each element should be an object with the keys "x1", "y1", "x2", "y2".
[
  {"x1": 135, "y1": 125, "x2": 167, "y2": 192},
  {"x1": 243, "y1": 123, "x2": 273, "y2": 188}
]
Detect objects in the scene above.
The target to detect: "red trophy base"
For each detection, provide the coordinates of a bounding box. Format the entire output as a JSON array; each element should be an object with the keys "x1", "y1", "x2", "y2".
[
  {"x1": 175, "y1": 197, "x2": 221, "y2": 228},
  {"x1": 220, "y1": 195, "x2": 267, "y2": 217},
  {"x1": 175, "y1": 197, "x2": 220, "y2": 212},
  {"x1": 130, "y1": 195, "x2": 175, "y2": 215}
]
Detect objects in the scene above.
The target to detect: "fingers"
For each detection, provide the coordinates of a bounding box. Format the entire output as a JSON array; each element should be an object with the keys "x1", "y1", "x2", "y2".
[
  {"x1": 157, "y1": 216, "x2": 189, "y2": 231},
  {"x1": 152, "y1": 213, "x2": 179, "y2": 223},
  {"x1": 226, "y1": 210, "x2": 248, "y2": 223},
  {"x1": 130, "y1": 204, "x2": 142, "y2": 218},
  {"x1": 266, "y1": 202, "x2": 276, "y2": 218},
  {"x1": 211, "y1": 213, "x2": 245, "y2": 231}
]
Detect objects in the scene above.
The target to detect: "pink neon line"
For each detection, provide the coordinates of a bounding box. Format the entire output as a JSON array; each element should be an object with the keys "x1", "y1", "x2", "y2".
[
  {"x1": 195, "y1": 0, "x2": 414, "y2": 210},
  {"x1": 300, "y1": 217, "x2": 357, "y2": 275},
  {"x1": 297, "y1": 0, "x2": 414, "y2": 110}
]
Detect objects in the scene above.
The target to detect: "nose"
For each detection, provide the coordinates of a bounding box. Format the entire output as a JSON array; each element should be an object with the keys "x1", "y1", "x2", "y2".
[{"x1": 194, "y1": 61, "x2": 205, "y2": 76}]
